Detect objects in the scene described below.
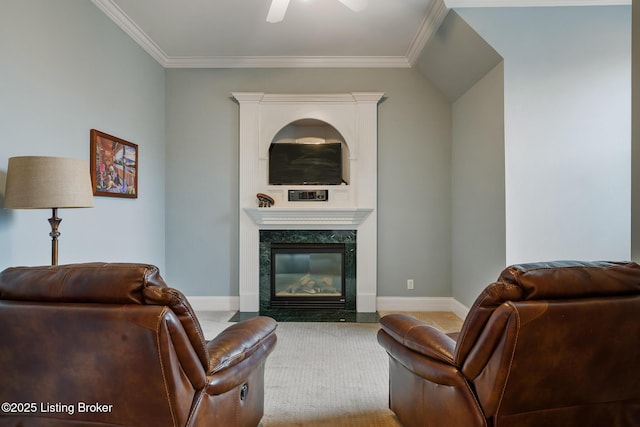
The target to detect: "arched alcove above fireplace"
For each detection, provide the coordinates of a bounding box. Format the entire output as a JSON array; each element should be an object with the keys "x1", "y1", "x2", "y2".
[
  {"x1": 269, "y1": 119, "x2": 350, "y2": 186},
  {"x1": 233, "y1": 92, "x2": 383, "y2": 314}
]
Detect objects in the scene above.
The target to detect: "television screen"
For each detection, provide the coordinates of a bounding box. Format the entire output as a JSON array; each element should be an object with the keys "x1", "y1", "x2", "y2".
[{"x1": 269, "y1": 142, "x2": 342, "y2": 185}]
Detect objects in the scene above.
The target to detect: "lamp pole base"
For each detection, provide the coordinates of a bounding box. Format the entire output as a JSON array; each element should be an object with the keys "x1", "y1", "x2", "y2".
[{"x1": 48, "y1": 207, "x2": 61, "y2": 266}]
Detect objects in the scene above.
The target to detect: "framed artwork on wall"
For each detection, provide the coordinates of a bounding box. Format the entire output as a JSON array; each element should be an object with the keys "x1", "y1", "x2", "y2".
[{"x1": 90, "y1": 129, "x2": 138, "y2": 198}]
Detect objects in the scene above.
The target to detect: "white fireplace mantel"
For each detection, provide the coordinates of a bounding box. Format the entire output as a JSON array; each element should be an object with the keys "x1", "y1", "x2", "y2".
[
  {"x1": 234, "y1": 92, "x2": 383, "y2": 313},
  {"x1": 244, "y1": 207, "x2": 373, "y2": 226}
]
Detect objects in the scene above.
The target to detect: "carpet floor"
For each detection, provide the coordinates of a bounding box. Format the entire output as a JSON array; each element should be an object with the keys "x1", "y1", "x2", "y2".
[{"x1": 196, "y1": 311, "x2": 463, "y2": 427}]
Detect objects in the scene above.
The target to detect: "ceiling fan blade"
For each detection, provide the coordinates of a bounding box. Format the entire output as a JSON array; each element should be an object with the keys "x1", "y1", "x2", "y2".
[
  {"x1": 336, "y1": 0, "x2": 368, "y2": 12},
  {"x1": 266, "y1": 0, "x2": 290, "y2": 23}
]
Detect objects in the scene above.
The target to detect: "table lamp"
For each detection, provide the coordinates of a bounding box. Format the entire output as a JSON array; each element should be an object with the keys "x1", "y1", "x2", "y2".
[{"x1": 3, "y1": 156, "x2": 94, "y2": 265}]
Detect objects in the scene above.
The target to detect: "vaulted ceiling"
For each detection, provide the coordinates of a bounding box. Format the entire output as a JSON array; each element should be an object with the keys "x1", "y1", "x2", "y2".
[
  {"x1": 90, "y1": 0, "x2": 628, "y2": 69},
  {"x1": 89, "y1": 0, "x2": 627, "y2": 98},
  {"x1": 90, "y1": 0, "x2": 446, "y2": 68}
]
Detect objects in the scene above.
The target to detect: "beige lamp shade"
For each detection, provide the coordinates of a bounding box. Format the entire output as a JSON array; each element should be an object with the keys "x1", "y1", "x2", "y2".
[{"x1": 4, "y1": 156, "x2": 94, "y2": 209}]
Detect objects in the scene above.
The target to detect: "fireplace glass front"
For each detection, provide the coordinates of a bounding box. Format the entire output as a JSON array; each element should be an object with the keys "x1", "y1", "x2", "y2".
[{"x1": 270, "y1": 243, "x2": 346, "y2": 309}]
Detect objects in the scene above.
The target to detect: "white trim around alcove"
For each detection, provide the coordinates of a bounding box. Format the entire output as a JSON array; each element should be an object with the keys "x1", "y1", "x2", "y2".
[{"x1": 233, "y1": 92, "x2": 383, "y2": 314}]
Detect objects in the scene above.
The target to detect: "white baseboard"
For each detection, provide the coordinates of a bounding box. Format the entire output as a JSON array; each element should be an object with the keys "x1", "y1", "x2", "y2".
[
  {"x1": 450, "y1": 298, "x2": 470, "y2": 320},
  {"x1": 186, "y1": 295, "x2": 471, "y2": 320},
  {"x1": 357, "y1": 292, "x2": 378, "y2": 313},
  {"x1": 376, "y1": 296, "x2": 452, "y2": 311},
  {"x1": 377, "y1": 296, "x2": 469, "y2": 319},
  {"x1": 186, "y1": 296, "x2": 239, "y2": 312}
]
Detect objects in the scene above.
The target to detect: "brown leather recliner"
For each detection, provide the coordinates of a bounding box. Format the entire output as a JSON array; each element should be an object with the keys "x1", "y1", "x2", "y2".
[
  {"x1": 378, "y1": 261, "x2": 640, "y2": 427},
  {"x1": 0, "y1": 263, "x2": 277, "y2": 427}
]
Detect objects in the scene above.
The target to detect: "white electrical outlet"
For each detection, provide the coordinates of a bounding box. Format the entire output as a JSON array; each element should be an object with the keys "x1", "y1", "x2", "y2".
[{"x1": 407, "y1": 279, "x2": 414, "y2": 290}]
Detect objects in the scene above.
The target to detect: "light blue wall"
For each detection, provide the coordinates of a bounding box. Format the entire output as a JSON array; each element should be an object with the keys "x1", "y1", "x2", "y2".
[
  {"x1": 633, "y1": 0, "x2": 640, "y2": 261},
  {"x1": 0, "y1": 1, "x2": 166, "y2": 270},
  {"x1": 452, "y1": 63, "x2": 505, "y2": 308},
  {"x1": 458, "y1": 6, "x2": 631, "y2": 265},
  {"x1": 2, "y1": 2, "x2": 632, "y2": 304},
  {"x1": 165, "y1": 68, "x2": 452, "y2": 296}
]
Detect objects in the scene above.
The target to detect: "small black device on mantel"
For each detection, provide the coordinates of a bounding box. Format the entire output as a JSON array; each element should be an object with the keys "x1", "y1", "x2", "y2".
[{"x1": 288, "y1": 190, "x2": 329, "y2": 201}]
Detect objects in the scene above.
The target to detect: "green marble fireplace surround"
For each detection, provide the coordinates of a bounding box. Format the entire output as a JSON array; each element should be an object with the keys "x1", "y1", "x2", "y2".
[{"x1": 259, "y1": 229, "x2": 362, "y2": 321}]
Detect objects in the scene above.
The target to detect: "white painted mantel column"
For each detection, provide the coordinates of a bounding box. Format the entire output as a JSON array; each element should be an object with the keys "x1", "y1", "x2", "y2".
[{"x1": 233, "y1": 92, "x2": 384, "y2": 313}]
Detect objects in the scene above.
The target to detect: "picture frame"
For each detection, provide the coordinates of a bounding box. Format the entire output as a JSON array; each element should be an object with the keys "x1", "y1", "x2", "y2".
[{"x1": 90, "y1": 129, "x2": 138, "y2": 198}]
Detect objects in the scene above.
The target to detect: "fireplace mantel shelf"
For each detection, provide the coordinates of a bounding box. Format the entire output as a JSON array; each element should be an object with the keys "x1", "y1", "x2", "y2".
[{"x1": 244, "y1": 207, "x2": 373, "y2": 226}]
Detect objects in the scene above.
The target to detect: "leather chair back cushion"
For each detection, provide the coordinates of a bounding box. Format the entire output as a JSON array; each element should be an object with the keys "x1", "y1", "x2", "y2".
[
  {"x1": 0, "y1": 263, "x2": 167, "y2": 304},
  {"x1": 0, "y1": 263, "x2": 210, "y2": 370},
  {"x1": 500, "y1": 261, "x2": 640, "y2": 300},
  {"x1": 467, "y1": 296, "x2": 640, "y2": 422},
  {"x1": 0, "y1": 301, "x2": 200, "y2": 426},
  {"x1": 454, "y1": 261, "x2": 640, "y2": 365}
]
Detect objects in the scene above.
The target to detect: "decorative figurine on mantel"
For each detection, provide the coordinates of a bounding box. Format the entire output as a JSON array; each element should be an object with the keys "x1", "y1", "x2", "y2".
[{"x1": 257, "y1": 193, "x2": 275, "y2": 208}]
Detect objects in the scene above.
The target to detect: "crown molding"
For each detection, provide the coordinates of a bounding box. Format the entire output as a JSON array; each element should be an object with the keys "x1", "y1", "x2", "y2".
[
  {"x1": 164, "y1": 55, "x2": 411, "y2": 69},
  {"x1": 92, "y1": 0, "x2": 626, "y2": 69},
  {"x1": 406, "y1": 0, "x2": 450, "y2": 66},
  {"x1": 90, "y1": 0, "x2": 417, "y2": 69},
  {"x1": 90, "y1": 0, "x2": 170, "y2": 67},
  {"x1": 445, "y1": 0, "x2": 630, "y2": 7}
]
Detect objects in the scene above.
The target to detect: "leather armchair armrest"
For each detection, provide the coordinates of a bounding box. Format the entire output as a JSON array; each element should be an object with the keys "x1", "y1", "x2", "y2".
[
  {"x1": 379, "y1": 314, "x2": 457, "y2": 366},
  {"x1": 204, "y1": 316, "x2": 277, "y2": 395},
  {"x1": 206, "y1": 316, "x2": 277, "y2": 374}
]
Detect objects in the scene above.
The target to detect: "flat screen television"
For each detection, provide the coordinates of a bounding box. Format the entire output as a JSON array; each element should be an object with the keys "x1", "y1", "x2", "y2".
[{"x1": 269, "y1": 142, "x2": 343, "y2": 185}]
